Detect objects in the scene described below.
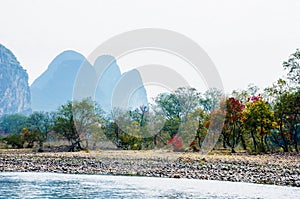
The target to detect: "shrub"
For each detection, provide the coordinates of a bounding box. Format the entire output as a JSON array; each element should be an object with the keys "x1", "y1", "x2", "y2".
[
  {"x1": 1, "y1": 134, "x2": 23, "y2": 149},
  {"x1": 167, "y1": 134, "x2": 183, "y2": 151}
]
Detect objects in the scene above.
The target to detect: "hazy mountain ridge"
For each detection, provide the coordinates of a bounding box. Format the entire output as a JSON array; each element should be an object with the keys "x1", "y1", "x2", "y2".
[
  {"x1": 30, "y1": 50, "x2": 86, "y2": 112},
  {"x1": 31, "y1": 51, "x2": 148, "y2": 113}
]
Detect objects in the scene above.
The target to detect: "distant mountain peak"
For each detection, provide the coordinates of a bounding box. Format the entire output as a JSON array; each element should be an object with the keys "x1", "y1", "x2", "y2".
[
  {"x1": 46, "y1": 50, "x2": 85, "y2": 70},
  {"x1": 0, "y1": 44, "x2": 20, "y2": 66},
  {"x1": 31, "y1": 52, "x2": 148, "y2": 113},
  {"x1": 30, "y1": 50, "x2": 88, "y2": 111},
  {"x1": 94, "y1": 55, "x2": 116, "y2": 66},
  {"x1": 0, "y1": 44, "x2": 31, "y2": 115}
]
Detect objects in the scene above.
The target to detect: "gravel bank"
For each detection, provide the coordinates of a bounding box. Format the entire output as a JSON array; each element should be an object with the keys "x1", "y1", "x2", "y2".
[{"x1": 0, "y1": 149, "x2": 299, "y2": 187}]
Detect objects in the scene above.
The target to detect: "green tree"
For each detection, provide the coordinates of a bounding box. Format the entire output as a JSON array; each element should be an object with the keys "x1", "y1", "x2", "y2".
[
  {"x1": 52, "y1": 102, "x2": 78, "y2": 151},
  {"x1": 154, "y1": 92, "x2": 181, "y2": 139},
  {"x1": 283, "y1": 91, "x2": 300, "y2": 152},
  {"x1": 264, "y1": 79, "x2": 291, "y2": 152},
  {"x1": 0, "y1": 114, "x2": 27, "y2": 134},
  {"x1": 283, "y1": 49, "x2": 300, "y2": 87},
  {"x1": 72, "y1": 98, "x2": 104, "y2": 148},
  {"x1": 52, "y1": 99, "x2": 102, "y2": 151},
  {"x1": 200, "y1": 88, "x2": 224, "y2": 113},
  {"x1": 187, "y1": 108, "x2": 210, "y2": 151},
  {"x1": 174, "y1": 87, "x2": 201, "y2": 121},
  {"x1": 129, "y1": 106, "x2": 149, "y2": 127},
  {"x1": 1, "y1": 134, "x2": 23, "y2": 148},
  {"x1": 155, "y1": 92, "x2": 181, "y2": 120},
  {"x1": 26, "y1": 111, "x2": 54, "y2": 150},
  {"x1": 154, "y1": 87, "x2": 202, "y2": 146}
]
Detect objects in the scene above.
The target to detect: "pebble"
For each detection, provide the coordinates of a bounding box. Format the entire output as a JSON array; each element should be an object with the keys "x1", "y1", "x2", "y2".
[{"x1": 0, "y1": 151, "x2": 299, "y2": 187}]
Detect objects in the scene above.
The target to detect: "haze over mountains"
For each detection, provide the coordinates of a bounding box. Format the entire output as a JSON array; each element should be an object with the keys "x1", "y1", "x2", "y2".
[
  {"x1": 30, "y1": 50, "x2": 148, "y2": 113},
  {"x1": 30, "y1": 50, "x2": 85, "y2": 112},
  {"x1": 0, "y1": 44, "x2": 148, "y2": 115}
]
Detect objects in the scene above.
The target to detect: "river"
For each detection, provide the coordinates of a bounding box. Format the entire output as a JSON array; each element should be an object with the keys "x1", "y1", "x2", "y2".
[{"x1": 0, "y1": 172, "x2": 299, "y2": 198}]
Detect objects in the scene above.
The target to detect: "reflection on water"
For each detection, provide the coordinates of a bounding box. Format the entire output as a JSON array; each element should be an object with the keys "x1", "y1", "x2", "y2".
[{"x1": 0, "y1": 172, "x2": 299, "y2": 199}]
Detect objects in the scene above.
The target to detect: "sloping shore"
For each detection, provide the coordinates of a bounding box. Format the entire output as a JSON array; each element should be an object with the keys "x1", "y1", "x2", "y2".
[{"x1": 0, "y1": 149, "x2": 299, "y2": 187}]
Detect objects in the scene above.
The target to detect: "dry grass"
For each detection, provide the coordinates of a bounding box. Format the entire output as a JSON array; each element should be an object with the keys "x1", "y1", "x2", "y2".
[{"x1": 1, "y1": 149, "x2": 299, "y2": 167}]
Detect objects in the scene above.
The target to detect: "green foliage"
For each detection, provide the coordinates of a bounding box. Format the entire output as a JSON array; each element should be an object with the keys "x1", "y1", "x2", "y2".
[
  {"x1": 52, "y1": 101, "x2": 78, "y2": 149},
  {"x1": 20, "y1": 128, "x2": 45, "y2": 148},
  {"x1": 282, "y1": 91, "x2": 300, "y2": 152},
  {"x1": 1, "y1": 50, "x2": 299, "y2": 154},
  {"x1": 52, "y1": 98, "x2": 104, "y2": 151},
  {"x1": 129, "y1": 106, "x2": 149, "y2": 127},
  {"x1": 1, "y1": 134, "x2": 23, "y2": 148},
  {"x1": 232, "y1": 84, "x2": 260, "y2": 103},
  {"x1": 0, "y1": 114, "x2": 27, "y2": 134},
  {"x1": 27, "y1": 112, "x2": 53, "y2": 136},
  {"x1": 243, "y1": 95, "x2": 275, "y2": 153},
  {"x1": 155, "y1": 93, "x2": 181, "y2": 119},
  {"x1": 283, "y1": 49, "x2": 300, "y2": 87},
  {"x1": 104, "y1": 121, "x2": 153, "y2": 150},
  {"x1": 26, "y1": 111, "x2": 54, "y2": 150},
  {"x1": 174, "y1": 87, "x2": 201, "y2": 120},
  {"x1": 200, "y1": 88, "x2": 224, "y2": 113},
  {"x1": 153, "y1": 87, "x2": 208, "y2": 149}
]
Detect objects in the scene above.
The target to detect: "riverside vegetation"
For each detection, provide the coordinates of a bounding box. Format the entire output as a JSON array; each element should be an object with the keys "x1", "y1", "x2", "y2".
[{"x1": 0, "y1": 50, "x2": 299, "y2": 186}]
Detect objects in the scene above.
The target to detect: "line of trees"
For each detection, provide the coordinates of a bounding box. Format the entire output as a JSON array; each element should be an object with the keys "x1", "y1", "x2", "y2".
[{"x1": 0, "y1": 50, "x2": 299, "y2": 153}]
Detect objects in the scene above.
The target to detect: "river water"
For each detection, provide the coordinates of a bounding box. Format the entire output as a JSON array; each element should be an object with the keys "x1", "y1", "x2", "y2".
[{"x1": 0, "y1": 172, "x2": 299, "y2": 198}]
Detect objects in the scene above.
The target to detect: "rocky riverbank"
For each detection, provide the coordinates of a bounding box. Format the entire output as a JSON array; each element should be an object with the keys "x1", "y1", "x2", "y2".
[{"x1": 0, "y1": 149, "x2": 299, "y2": 187}]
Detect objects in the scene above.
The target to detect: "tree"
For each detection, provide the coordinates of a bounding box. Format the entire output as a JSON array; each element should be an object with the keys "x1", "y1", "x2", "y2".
[
  {"x1": 52, "y1": 102, "x2": 78, "y2": 151},
  {"x1": 232, "y1": 84, "x2": 260, "y2": 103},
  {"x1": 129, "y1": 105, "x2": 149, "y2": 127},
  {"x1": 243, "y1": 95, "x2": 275, "y2": 153},
  {"x1": 200, "y1": 88, "x2": 224, "y2": 113},
  {"x1": 283, "y1": 49, "x2": 300, "y2": 87},
  {"x1": 222, "y1": 97, "x2": 245, "y2": 152},
  {"x1": 52, "y1": 99, "x2": 102, "y2": 151},
  {"x1": 264, "y1": 79, "x2": 291, "y2": 152},
  {"x1": 1, "y1": 134, "x2": 23, "y2": 148},
  {"x1": 154, "y1": 92, "x2": 181, "y2": 139},
  {"x1": 174, "y1": 87, "x2": 201, "y2": 121},
  {"x1": 154, "y1": 87, "x2": 203, "y2": 148},
  {"x1": 283, "y1": 91, "x2": 300, "y2": 152},
  {"x1": 26, "y1": 111, "x2": 54, "y2": 150},
  {"x1": 0, "y1": 114, "x2": 27, "y2": 134},
  {"x1": 188, "y1": 108, "x2": 210, "y2": 151},
  {"x1": 155, "y1": 92, "x2": 181, "y2": 120},
  {"x1": 72, "y1": 98, "x2": 104, "y2": 148},
  {"x1": 20, "y1": 128, "x2": 44, "y2": 149},
  {"x1": 27, "y1": 112, "x2": 53, "y2": 137}
]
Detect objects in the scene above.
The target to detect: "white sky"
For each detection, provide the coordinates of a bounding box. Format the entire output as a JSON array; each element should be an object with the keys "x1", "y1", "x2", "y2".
[{"x1": 1, "y1": 0, "x2": 300, "y2": 95}]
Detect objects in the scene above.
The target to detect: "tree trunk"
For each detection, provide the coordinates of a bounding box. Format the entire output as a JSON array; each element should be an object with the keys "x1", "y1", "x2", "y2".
[
  {"x1": 294, "y1": 126, "x2": 299, "y2": 152},
  {"x1": 231, "y1": 125, "x2": 236, "y2": 153},
  {"x1": 85, "y1": 139, "x2": 89, "y2": 148},
  {"x1": 279, "y1": 119, "x2": 289, "y2": 152},
  {"x1": 260, "y1": 135, "x2": 266, "y2": 153},
  {"x1": 240, "y1": 133, "x2": 247, "y2": 150},
  {"x1": 223, "y1": 136, "x2": 227, "y2": 148},
  {"x1": 153, "y1": 134, "x2": 157, "y2": 146},
  {"x1": 38, "y1": 141, "x2": 44, "y2": 152},
  {"x1": 264, "y1": 135, "x2": 270, "y2": 152},
  {"x1": 196, "y1": 120, "x2": 202, "y2": 148},
  {"x1": 251, "y1": 130, "x2": 257, "y2": 152}
]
